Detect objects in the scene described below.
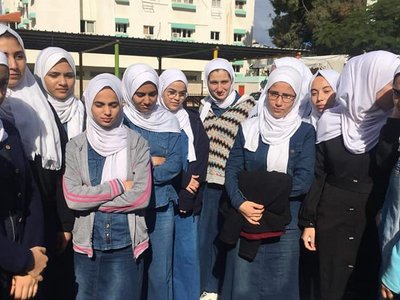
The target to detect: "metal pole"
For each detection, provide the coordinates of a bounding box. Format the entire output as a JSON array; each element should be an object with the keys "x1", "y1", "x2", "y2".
[
  {"x1": 114, "y1": 41, "x2": 120, "y2": 78},
  {"x1": 79, "y1": 51, "x2": 83, "y2": 99},
  {"x1": 213, "y1": 47, "x2": 219, "y2": 58},
  {"x1": 157, "y1": 57, "x2": 162, "y2": 75}
]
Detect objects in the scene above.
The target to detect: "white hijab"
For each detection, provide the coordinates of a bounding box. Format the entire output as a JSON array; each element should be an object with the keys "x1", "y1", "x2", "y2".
[
  {"x1": 200, "y1": 58, "x2": 237, "y2": 121},
  {"x1": 122, "y1": 63, "x2": 180, "y2": 133},
  {"x1": 308, "y1": 69, "x2": 340, "y2": 129},
  {"x1": 158, "y1": 68, "x2": 196, "y2": 162},
  {"x1": 83, "y1": 73, "x2": 128, "y2": 183},
  {"x1": 0, "y1": 24, "x2": 62, "y2": 170},
  {"x1": 242, "y1": 66, "x2": 302, "y2": 173},
  {"x1": 337, "y1": 50, "x2": 400, "y2": 154},
  {"x1": 34, "y1": 47, "x2": 85, "y2": 140},
  {"x1": 273, "y1": 57, "x2": 313, "y2": 119},
  {"x1": 0, "y1": 52, "x2": 8, "y2": 142}
]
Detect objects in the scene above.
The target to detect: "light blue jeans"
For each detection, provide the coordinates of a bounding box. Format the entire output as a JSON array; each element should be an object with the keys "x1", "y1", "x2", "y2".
[
  {"x1": 74, "y1": 246, "x2": 143, "y2": 300},
  {"x1": 146, "y1": 201, "x2": 175, "y2": 300},
  {"x1": 198, "y1": 184, "x2": 227, "y2": 294},
  {"x1": 173, "y1": 212, "x2": 200, "y2": 300}
]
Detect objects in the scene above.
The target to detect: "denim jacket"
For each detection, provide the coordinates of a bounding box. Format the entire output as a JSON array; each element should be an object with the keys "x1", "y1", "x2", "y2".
[
  {"x1": 124, "y1": 118, "x2": 183, "y2": 208},
  {"x1": 225, "y1": 122, "x2": 316, "y2": 209},
  {"x1": 87, "y1": 144, "x2": 131, "y2": 251}
]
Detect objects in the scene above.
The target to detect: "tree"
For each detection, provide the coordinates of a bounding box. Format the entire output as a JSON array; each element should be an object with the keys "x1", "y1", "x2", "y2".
[
  {"x1": 269, "y1": 0, "x2": 400, "y2": 55},
  {"x1": 268, "y1": 0, "x2": 313, "y2": 49}
]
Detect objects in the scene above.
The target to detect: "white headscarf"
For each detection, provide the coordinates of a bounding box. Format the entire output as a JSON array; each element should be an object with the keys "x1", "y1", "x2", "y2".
[
  {"x1": 0, "y1": 52, "x2": 8, "y2": 142},
  {"x1": 242, "y1": 66, "x2": 302, "y2": 173},
  {"x1": 308, "y1": 69, "x2": 340, "y2": 128},
  {"x1": 337, "y1": 50, "x2": 400, "y2": 154},
  {"x1": 122, "y1": 63, "x2": 180, "y2": 133},
  {"x1": 200, "y1": 58, "x2": 237, "y2": 121},
  {"x1": 158, "y1": 68, "x2": 196, "y2": 162},
  {"x1": 0, "y1": 24, "x2": 62, "y2": 170},
  {"x1": 83, "y1": 73, "x2": 128, "y2": 183},
  {"x1": 273, "y1": 57, "x2": 313, "y2": 118},
  {"x1": 34, "y1": 47, "x2": 85, "y2": 140}
]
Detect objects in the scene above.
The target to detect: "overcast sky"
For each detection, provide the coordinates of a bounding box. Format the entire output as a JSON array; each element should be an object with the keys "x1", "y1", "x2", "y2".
[{"x1": 252, "y1": 0, "x2": 275, "y2": 47}]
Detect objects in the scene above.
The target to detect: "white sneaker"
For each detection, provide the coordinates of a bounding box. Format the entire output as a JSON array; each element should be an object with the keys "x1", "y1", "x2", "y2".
[{"x1": 200, "y1": 291, "x2": 218, "y2": 300}]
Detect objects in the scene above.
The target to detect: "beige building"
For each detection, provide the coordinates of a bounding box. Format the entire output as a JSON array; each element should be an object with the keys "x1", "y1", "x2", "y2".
[{"x1": 2, "y1": 0, "x2": 257, "y2": 95}]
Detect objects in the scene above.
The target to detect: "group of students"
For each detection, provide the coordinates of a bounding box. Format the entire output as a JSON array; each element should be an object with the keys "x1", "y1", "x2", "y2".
[{"x1": 0, "y1": 22, "x2": 400, "y2": 300}]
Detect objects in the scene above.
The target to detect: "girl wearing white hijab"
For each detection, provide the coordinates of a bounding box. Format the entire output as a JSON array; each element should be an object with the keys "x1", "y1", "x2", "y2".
[
  {"x1": 0, "y1": 24, "x2": 75, "y2": 299},
  {"x1": 222, "y1": 66, "x2": 316, "y2": 299},
  {"x1": 63, "y1": 73, "x2": 151, "y2": 300},
  {"x1": 34, "y1": 46, "x2": 85, "y2": 140},
  {"x1": 158, "y1": 68, "x2": 209, "y2": 300},
  {"x1": 198, "y1": 58, "x2": 256, "y2": 299},
  {"x1": 273, "y1": 57, "x2": 313, "y2": 119},
  {"x1": 122, "y1": 63, "x2": 182, "y2": 300},
  {"x1": 300, "y1": 50, "x2": 400, "y2": 300},
  {"x1": 307, "y1": 69, "x2": 340, "y2": 129},
  {"x1": 0, "y1": 51, "x2": 48, "y2": 300}
]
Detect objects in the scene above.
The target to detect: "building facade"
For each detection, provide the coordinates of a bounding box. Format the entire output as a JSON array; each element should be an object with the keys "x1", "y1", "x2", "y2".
[{"x1": 1, "y1": 0, "x2": 261, "y2": 95}]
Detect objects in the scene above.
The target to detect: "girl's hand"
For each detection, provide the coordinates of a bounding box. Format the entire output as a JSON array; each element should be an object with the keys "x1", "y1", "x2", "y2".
[
  {"x1": 151, "y1": 156, "x2": 166, "y2": 167},
  {"x1": 238, "y1": 201, "x2": 264, "y2": 225},
  {"x1": 301, "y1": 227, "x2": 317, "y2": 251},
  {"x1": 186, "y1": 175, "x2": 200, "y2": 194}
]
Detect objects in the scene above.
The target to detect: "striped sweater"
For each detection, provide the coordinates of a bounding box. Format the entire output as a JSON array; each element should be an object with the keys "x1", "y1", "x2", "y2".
[{"x1": 201, "y1": 95, "x2": 256, "y2": 185}]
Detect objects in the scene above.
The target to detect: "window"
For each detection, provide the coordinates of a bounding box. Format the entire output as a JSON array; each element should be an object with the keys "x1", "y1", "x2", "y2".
[
  {"x1": 234, "y1": 33, "x2": 244, "y2": 42},
  {"x1": 116, "y1": 23, "x2": 128, "y2": 33},
  {"x1": 210, "y1": 31, "x2": 220, "y2": 41},
  {"x1": 80, "y1": 20, "x2": 95, "y2": 33},
  {"x1": 212, "y1": 0, "x2": 221, "y2": 7},
  {"x1": 233, "y1": 65, "x2": 241, "y2": 72},
  {"x1": 172, "y1": 0, "x2": 193, "y2": 3},
  {"x1": 143, "y1": 26, "x2": 154, "y2": 35},
  {"x1": 235, "y1": 0, "x2": 244, "y2": 9},
  {"x1": 172, "y1": 29, "x2": 193, "y2": 39}
]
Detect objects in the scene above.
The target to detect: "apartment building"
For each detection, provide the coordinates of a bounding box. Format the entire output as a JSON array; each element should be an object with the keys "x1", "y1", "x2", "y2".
[{"x1": 1, "y1": 0, "x2": 257, "y2": 94}]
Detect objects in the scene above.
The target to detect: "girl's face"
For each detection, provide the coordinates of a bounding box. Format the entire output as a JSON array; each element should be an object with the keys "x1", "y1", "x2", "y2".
[
  {"x1": 162, "y1": 80, "x2": 187, "y2": 112},
  {"x1": 393, "y1": 75, "x2": 400, "y2": 112},
  {"x1": 207, "y1": 70, "x2": 232, "y2": 102},
  {"x1": 0, "y1": 65, "x2": 9, "y2": 105},
  {"x1": 131, "y1": 82, "x2": 158, "y2": 113},
  {"x1": 310, "y1": 75, "x2": 336, "y2": 113},
  {"x1": 0, "y1": 35, "x2": 26, "y2": 88},
  {"x1": 266, "y1": 81, "x2": 296, "y2": 119},
  {"x1": 44, "y1": 59, "x2": 75, "y2": 100},
  {"x1": 91, "y1": 87, "x2": 121, "y2": 129}
]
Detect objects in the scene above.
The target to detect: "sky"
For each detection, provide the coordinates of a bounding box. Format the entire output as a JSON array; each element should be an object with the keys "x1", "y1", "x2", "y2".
[{"x1": 252, "y1": 0, "x2": 275, "y2": 47}]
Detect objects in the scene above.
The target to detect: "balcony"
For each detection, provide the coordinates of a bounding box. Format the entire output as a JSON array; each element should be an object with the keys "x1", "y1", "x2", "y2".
[
  {"x1": 235, "y1": 9, "x2": 246, "y2": 17},
  {"x1": 171, "y1": 3, "x2": 196, "y2": 12}
]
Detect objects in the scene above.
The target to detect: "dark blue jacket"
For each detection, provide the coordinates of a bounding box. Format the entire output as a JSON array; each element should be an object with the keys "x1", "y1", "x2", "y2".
[
  {"x1": 225, "y1": 122, "x2": 316, "y2": 209},
  {"x1": 174, "y1": 108, "x2": 209, "y2": 214},
  {"x1": 0, "y1": 119, "x2": 44, "y2": 276}
]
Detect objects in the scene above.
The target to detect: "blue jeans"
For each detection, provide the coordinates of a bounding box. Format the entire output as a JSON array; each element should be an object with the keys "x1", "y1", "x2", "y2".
[
  {"x1": 173, "y1": 212, "x2": 200, "y2": 300},
  {"x1": 198, "y1": 184, "x2": 227, "y2": 293},
  {"x1": 74, "y1": 246, "x2": 143, "y2": 300},
  {"x1": 146, "y1": 201, "x2": 175, "y2": 300},
  {"x1": 221, "y1": 201, "x2": 301, "y2": 300}
]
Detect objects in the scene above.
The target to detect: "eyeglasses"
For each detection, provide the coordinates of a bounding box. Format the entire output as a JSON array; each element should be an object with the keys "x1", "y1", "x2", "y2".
[
  {"x1": 393, "y1": 88, "x2": 400, "y2": 98},
  {"x1": 166, "y1": 89, "x2": 188, "y2": 99},
  {"x1": 268, "y1": 90, "x2": 296, "y2": 103}
]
